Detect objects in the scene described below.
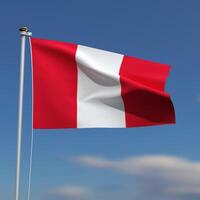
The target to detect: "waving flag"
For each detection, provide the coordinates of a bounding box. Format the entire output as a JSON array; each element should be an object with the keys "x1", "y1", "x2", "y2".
[{"x1": 30, "y1": 38, "x2": 175, "y2": 129}]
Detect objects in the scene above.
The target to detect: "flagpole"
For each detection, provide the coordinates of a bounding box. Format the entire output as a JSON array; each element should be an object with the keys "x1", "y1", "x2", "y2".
[{"x1": 15, "y1": 27, "x2": 32, "y2": 200}]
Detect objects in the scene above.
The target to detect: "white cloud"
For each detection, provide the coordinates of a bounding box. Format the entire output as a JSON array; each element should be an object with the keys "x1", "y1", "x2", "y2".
[
  {"x1": 50, "y1": 185, "x2": 91, "y2": 199},
  {"x1": 72, "y1": 155, "x2": 200, "y2": 198},
  {"x1": 72, "y1": 155, "x2": 112, "y2": 168}
]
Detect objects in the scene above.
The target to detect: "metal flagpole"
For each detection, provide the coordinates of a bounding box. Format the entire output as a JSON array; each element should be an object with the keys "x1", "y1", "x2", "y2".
[{"x1": 15, "y1": 27, "x2": 32, "y2": 200}]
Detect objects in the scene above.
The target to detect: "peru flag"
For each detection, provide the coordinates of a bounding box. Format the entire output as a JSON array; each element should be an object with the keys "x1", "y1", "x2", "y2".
[{"x1": 30, "y1": 38, "x2": 175, "y2": 129}]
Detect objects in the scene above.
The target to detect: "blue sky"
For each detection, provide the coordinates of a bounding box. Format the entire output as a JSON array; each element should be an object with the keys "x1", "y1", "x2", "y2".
[{"x1": 0, "y1": 0, "x2": 200, "y2": 200}]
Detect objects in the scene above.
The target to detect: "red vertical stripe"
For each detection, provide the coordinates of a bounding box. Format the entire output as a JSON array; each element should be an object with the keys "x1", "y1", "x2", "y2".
[
  {"x1": 31, "y1": 38, "x2": 77, "y2": 128},
  {"x1": 120, "y1": 55, "x2": 175, "y2": 127}
]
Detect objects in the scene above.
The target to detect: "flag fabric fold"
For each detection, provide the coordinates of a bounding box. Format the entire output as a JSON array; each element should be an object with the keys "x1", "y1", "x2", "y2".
[{"x1": 30, "y1": 38, "x2": 175, "y2": 129}]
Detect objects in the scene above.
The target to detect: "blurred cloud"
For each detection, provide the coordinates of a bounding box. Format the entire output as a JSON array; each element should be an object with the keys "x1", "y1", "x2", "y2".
[
  {"x1": 72, "y1": 155, "x2": 200, "y2": 199},
  {"x1": 48, "y1": 185, "x2": 91, "y2": 200},
  {"x1": 197, "y1": 95, "x2": 200, "y2": 103}
]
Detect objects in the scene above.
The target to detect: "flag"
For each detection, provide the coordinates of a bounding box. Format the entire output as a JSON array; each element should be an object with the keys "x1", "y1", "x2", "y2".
[{"x1": 30, "y1": 38, "x2": 175, "y2": 129}]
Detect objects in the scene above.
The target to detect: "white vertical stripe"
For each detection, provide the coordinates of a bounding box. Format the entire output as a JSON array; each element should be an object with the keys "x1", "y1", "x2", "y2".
[{"x1": 76, "y1": 45, "x2": 125, "y2": 128}]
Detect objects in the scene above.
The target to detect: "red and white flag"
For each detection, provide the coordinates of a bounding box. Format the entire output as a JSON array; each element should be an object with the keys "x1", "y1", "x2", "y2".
[{"x1": 30, "y1": 38, "x2": 175, "y2": 129}]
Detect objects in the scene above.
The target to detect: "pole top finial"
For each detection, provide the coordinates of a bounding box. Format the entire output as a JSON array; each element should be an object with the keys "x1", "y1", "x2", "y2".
[
  {"x1": 19, "y1": 26, "x2": 32, "y2": 37},
  {"x1": 19, "y1": 26, "x2": 29, "y2": 32}
]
